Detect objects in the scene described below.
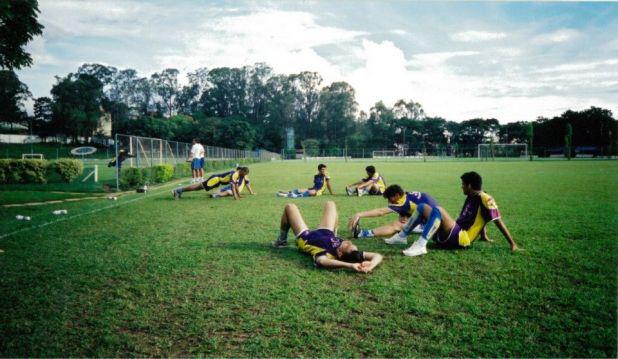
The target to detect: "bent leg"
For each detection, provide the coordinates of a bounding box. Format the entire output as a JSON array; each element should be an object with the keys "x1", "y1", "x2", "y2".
[
  {"x1": 371, "y1": 220, "x2": 404, "y2": 237},
  {"x1": 318, "y1": 201, "x2": 338, "y2": 231},
  {"x1": 281, "y1": 203, "x2": 309, "y2": 236}
]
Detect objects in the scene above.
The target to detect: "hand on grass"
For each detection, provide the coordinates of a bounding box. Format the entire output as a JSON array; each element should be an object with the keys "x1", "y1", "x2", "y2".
[{"x1": 348, "y1": 215, "x2": 360, "y2": 231}]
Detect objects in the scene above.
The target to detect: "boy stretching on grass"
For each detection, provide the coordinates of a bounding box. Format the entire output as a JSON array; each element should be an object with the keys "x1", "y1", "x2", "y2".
[
  {"x1": 276, "y1": 163, "x2": 334, "y2": 198},
  {"x1": 345, "y1": 165, "x2": 386, "y2": 197},
  {"x1": 273, "y1": 201, "x2": 383, "y2": 273},
  {"x1": 211, "y1": 167, "x2": 256, "y2": 198},
  {"x1": 392, "y1": 171, "x2": 519, "y2": 257},
  {"x1": 172, "y1": 167, "x2": 249, "y2": 200},
  {"x1": 348, "y1": 184, "x2": 435, "y2": 240}
]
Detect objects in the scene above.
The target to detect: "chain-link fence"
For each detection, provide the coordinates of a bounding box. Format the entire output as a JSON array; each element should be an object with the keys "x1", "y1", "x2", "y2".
[{"x1": 114, "y1": 134, "x2": 280, "y2": 168}]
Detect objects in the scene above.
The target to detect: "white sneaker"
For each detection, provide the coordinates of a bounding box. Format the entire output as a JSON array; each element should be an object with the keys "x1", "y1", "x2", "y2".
[
  {"x1": 384, "y1": 233, "x2": 407, "y2": 245},
  {"x1": 412, "y1": 224, "x2": 424, "y2": 234},
  {"x1": 345, "y1": 186, "x2": 354, "y2": 196},
  {"x1": 402, "y1": 241, "x2": 428, "y2": 257}
]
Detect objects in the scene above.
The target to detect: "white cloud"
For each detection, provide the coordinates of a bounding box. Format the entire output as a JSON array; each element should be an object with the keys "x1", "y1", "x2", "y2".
[
  {"x1": 533, "y1": 59, "x2": 618, "y2": 73},
  {"x1": 157, "y1": 9, "x2": 364, "y2": 81},
  {"x1": 532, "y1": 28, "x2": 581, "y2": 44},
  {"x1": 451, "y1": 30, "x2": 506, "y2": 42},
  {"x1": 390, "y1": 29, "x2": 408, "y2": 36}
]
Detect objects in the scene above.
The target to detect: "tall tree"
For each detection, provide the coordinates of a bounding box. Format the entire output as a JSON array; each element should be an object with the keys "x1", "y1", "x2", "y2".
[
  {"x1": 0, "y1": 70, "x2": 30, "y2": 127},
  {"x1": 0, "y1": 0, "x2": 44, "y2": 70},
  {"x1": 150, "y1": 68, "x2": 180, "y2": 117},
  {"x1": 33, "y1": 96, "x2": 53, "y2": 138},
  {"x1": 50, "y1": 73, "x2": 104, "y2": 141},
  {"x1": 290, "y1": 71, "x2": 322, "y2": 140},
  {"x1": 317, "y1": 81, "x2": 357, "y2": 147}
]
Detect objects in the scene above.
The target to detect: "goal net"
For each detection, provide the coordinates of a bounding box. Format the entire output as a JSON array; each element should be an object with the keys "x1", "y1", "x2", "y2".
[
  {"x1": 478, "y1": 143, "x2": 528, "y2": 160},
  {"x1": 22, "y1": 153, "x2": 44, "y2": 159},
  {"x1": 372, "y1": 150, "x2": 397, "y2": 158}
]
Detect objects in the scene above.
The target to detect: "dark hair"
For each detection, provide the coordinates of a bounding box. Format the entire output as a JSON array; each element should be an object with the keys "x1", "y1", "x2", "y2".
[
  {"x1": 239, "y1": 166, "x2": 249, "y2": 174},
  {"x1": 318, "y1": 164, "x2": 327, "y2": 170},
  {"x1": 383, "y1": 184, "x2": 404, "y2": 198},
  {"x1": 365, "y1": 165, "x2": 376, "y2": 174},
  {"x1": 193, "y1": 138, "x2": 200, "y2": 143},
  {"x1": 461, "y1": 171, "x2": 482, "y2": 190},
  {"x1": 340, "y1": 250, "x2": 364, "y2": 263}
]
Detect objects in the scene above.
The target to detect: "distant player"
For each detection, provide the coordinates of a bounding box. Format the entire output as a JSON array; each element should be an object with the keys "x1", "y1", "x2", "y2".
[
  {"x1": 189, "y1": 138, "x2": 205, "y2": 183},
  {"x1": 348, "y1": 184, "x2": 434, "y2": 240},
  {"x1": 276, "y1": 163, "x2": 333, "y2": 198},
  {"x1": 395, "y1": 171, "x2": 519, "y2": 257},
  {"x1": 107, "y1": 149, "x2": 135, "y2": 184},
  {"x1": 211, "y1": 167, "x2": 255, "y2": 198},
  {"x1": 272, "y1": 201, "x2": 383, "y2": 273},
  {"x1": 345, "y1": 165, "x2": 386, "y2": 197},
  {"x1": 172, "y1": 167, "x2": 249, "y2": 200}
]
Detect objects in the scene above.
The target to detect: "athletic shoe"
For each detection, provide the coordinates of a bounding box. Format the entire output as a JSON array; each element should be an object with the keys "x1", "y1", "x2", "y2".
[
  {"x1": 412, "y1": 224, "x2": 424, "y2": 234},
  {"x1": 384, "y1": 233, "x2": 408, "y2": 245},
  {"x1": 402, "y1": 241, "x2": 428, "y2": 257},
  {"x1": 346, "y1": 186, "x2": 356, "y2": 196},
  {"x1": 172, "y1": 189, "x2": 180, "y2": 200},
  {"x1": 276, "y1": 192, "x2": 287, "y2": 197},
  {"x1": 272, "y1": 239, "x2": 288, "y2": 248},
  {"x1": 357, "y1": 188, "x2": 363, "y2": 197},
  {"x1": 352, "y1": 219, "x2": 361, "y2": 239}
]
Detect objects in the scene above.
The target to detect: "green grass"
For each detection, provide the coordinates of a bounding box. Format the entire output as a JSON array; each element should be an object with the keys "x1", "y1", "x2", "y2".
[
  {"x1": 0, "y1": 160, "x2": 118, "y2": 199},
  {"x1": 0, "y1": 160, "x2": 616, "y2": 357}
]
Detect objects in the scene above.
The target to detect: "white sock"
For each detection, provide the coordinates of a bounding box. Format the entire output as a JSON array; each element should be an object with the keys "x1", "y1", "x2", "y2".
[{"x1": 416, "y1": 236, "x2": 428, "y2": 247}]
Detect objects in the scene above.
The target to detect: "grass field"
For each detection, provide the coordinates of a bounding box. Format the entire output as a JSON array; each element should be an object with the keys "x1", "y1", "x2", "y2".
[{"x1": 0, "y1": 160, "x2": 616, "y2": 357}]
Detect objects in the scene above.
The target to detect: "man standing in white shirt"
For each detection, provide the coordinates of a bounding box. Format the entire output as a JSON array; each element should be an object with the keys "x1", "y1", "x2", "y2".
[{"x1": 189, "y1": 138, "x2": 205, "y2": 183}]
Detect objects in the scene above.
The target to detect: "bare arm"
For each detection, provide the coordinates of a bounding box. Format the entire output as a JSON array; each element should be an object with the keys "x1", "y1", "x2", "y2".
[
  {"x1": 348, "y1": 207, "x2": 393, "y2": 230},
  {"x1": 494, "y1": 218, "x2": 518, "y2": 251},
  {"x1": 359, "y1": 252, "x2": 383, "y2": 273},
  {"x1": 231, "y1": 182, "x2": 241, "y2": 200},
  {"x1": 315, "y1": 256, "x2": 365, "y2": 272}
]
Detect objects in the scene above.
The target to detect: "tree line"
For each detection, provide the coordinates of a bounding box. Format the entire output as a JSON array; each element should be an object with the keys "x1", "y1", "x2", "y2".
[
  {"x1": 2, "y1": 63, "x2": 616, "y2": 156},
  {"x1": 1, "y1": 1, "x2": 616, "y2": 156}
]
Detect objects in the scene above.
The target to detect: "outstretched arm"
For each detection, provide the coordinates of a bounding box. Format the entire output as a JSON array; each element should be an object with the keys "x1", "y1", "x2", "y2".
[
  {"x1": 246, "y1": 183, "x2": 255, "y2": 195},
  {"x1": 348, "y1": 207, "x2": 392, "y2": 230},
  {"x1": 315, "y1": 256, "x2": 365, "y2": 272},
  {"x1": 494, "y1": 218, "x2": 518, "y2": 251},
  {"x1": 359, "y1": 251, "x2": 383, "y2": 273}
]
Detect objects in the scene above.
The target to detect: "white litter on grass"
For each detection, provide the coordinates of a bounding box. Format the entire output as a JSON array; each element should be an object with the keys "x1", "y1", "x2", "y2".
[
  {"x1": 52, "y1": 209, "x2": 68, "y2": 215},
  {"x1": 0, "y1": 180, "x2": 182, "y2": 240},
  {"x1": 107, "y1": 196, "x2": 118, "y2": 201},
  {"x1": 16, "y1": 215, "x2": 24, "y2": 220}
]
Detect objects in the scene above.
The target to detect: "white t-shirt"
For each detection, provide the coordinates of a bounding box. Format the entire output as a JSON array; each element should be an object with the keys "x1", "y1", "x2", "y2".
[{"x1": 190, "y1": 143, "x2": 205, "y2": 159}]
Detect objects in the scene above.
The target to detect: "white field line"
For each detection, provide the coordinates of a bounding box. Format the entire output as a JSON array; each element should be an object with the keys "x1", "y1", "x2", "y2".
[{"x1": 0, "y1": 180, "x2": 184, "y2": 240}]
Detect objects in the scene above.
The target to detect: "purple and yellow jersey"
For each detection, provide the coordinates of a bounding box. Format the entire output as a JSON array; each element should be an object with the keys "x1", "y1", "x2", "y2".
[
  {"x1": 221, "y1": 175, "x2": 249, "y2": 192},
  {"x1": 296, "y1": 229, "x2": 342, "y2": 262},
  {"x1": 455, "y1": 191, "x2": 501, "y2": 246},
  {"x1": 363, "y1": 172, "x2": 386, "y2": 193},
  {"x1": 388, "y1": 191, "x2": 439, "y2": 217},
  {"x1": 310, "y1": 173, "x2": 330, "y2": 195}
]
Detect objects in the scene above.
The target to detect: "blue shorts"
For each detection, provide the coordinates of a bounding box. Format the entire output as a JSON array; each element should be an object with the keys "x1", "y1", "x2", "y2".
[{"x1": 191, "y1": 158, "x2": 204, "y2": 170}]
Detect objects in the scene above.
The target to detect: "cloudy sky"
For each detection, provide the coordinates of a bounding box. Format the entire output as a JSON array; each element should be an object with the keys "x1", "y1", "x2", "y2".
[{"x1": 16, "y1": 0, "x2": 618, "y2": 123}]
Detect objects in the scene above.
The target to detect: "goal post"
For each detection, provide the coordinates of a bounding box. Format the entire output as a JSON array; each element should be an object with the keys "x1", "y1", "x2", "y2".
[
  {"x1": 478, "y1": 143, "x2": 528, "y2": 160},
  {"x1": 21, "y1": 153, "x2": 44, "y2": 159},
  {"x1": 372, "y1": 150, "x2": 396, "y2": 158}
]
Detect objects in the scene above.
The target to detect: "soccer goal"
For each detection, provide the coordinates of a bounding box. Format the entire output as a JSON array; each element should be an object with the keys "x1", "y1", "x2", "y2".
[
  {"x1": 478, "y1": 143, "x2": 528, "y2": 160},
  {"x1": 372, "y1": 150, "x2": 397, "y2": 158},
  {"x1": 22, "y1": 153, "x2": 44, "y2": 159}
]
